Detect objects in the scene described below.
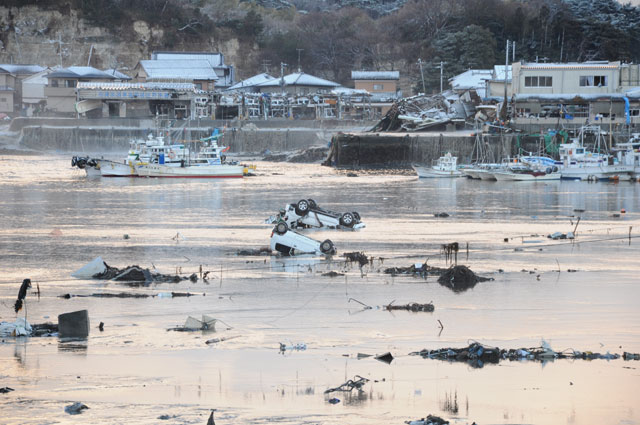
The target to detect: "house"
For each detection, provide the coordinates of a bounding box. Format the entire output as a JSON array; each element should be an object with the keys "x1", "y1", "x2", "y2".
[
  {"x1": 486, "y1": 65, "x2": 513, "y2": 99},
  {"x1": 511, "y1": 61, "x2": 640, "y2": 127},
  {"x1": 228, "y1": 73, "x2": 275, "y2": 92},
  {"x1": 44, "y1": 66, "x2": 118, "y2": 115},
  {"x1": 76, "y1": 81, "x2": 198, "y2": 118},
  {"x1": 252, "y1": 72, "x2": 341, "y2": 95},
  {"x1": 0, "y1": 64, "x2": 45, "y2": 114},
  {"x1": 21, "y1": 67, "x2": 55, "y2": 116},
  {"x1": 134, "y1": 51, "x2": 235, "y2": 90},
  {"x1": 351, "y1": 71, "x2": 400, "y2": 116},
  {"x1": 103, "y1": 69, "x2": 132, "y2": 81},
  {"x1": 448, "y1": 69, "x2": 493, "y2": 98}
]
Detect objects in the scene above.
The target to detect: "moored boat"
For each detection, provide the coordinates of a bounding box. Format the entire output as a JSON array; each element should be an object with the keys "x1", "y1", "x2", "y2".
[{"x1": 413, "y1": 153, "x2": 463, "y2": 178}]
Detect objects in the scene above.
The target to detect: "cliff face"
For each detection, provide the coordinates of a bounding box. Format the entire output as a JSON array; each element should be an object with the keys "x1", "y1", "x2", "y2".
[{"x1": 0, "y1": 5, "x2": 245, "y2": 74}]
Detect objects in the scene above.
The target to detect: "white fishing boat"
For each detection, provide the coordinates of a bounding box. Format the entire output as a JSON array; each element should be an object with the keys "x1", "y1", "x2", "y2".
[
  {"x1": 559, "y1": 126, "x2": 633, "y2": 181},
  {"x1": 135, "y1": 162, "x2": 245, "y2": 178},
  {"x1": 491, "y1": 156, "x2": 560, "y2": 181},
  {"x1": 493, "y1": 169, "x2": 560, "y2": 181},
  {"x1": 614, "y1": 133, "x2": 640, "y2": 180},
  {"x1": 71, "y1": 156, "x2": 101, "y2": 177},
  {"x1": 413, "y1": 153, "x2": 463, "y2": 178}
]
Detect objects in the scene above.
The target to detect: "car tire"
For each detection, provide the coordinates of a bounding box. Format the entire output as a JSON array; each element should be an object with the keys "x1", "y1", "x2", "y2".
[
  {"x1": 307, "y1": 199, "x2": 317, "y2": 209},
  {"x1": 275, "y1": 222, "x2": 288, "y2": 235},
  {"x1": 352, "y1": 211, "x2": 361, "y2": 221},
  {"x1": 320, "y1": 239, "x2": 334, "y2": 254},
  {"x1": 340, "y1": 212, "x2": 355, "y2": 227},
  {"x1": 295, "y1": 199, "x2": 310, "y2": 216}
]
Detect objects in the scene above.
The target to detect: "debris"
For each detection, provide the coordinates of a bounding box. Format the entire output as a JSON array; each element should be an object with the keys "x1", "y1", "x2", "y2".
[
  {"x1": 123, "y1": 234, "x2": 130, "y2": 239},
  {"x1": 441, "y1": 242, "x2": 459, "y2": 265},
  {"x1": 375, "y1": 352, "x2": 394, "y2": 364},
  {"x1": 0, "y1": 318, "x2": 32, "y2": 337},
  {"x1": 623, "y1": 352, "x2": 640, "y2": 360},
  {"x1": 343, "y1": 251, "x2": 369, "y2": 267},
  {"x1": 405, "y1": 414, "x2": 450, "y2": 425},
  {"x1": 64, "y1": 402, "x2": 89, "y2": 415},
  {"x1": 207, "y1": 409, "x2": 216, "y2": 425},
  {"x1": 385, "y1": 302, "x2": 434, "y2": 312},
  {"x1": 98, "y1": 322, "x2": 104, "y2": 332},
  {"x1": 31, "y1": 322, "x2": 58, "y2": 337},
  {"x1": 346, "y1": 172, "x2": 358, "y2": 177},
  {"x1": 328, "y1": 397, "x2": 341, "y2": 404},
  {"x1": 60, "y1": 292, "x2": 200, "y2": 299},
  {"x1": 58, "y1": 310, "x2": 90, "y2": 339},
  {"x1": 434, "y1": 212, "x2": 449, "y2": 218},
  {"x1": 75, "y1": 259, "x2": 195, "y2": 284},
  {"x1": 0, "y1": 387, "x2": 15, "y2": 394},
  {"x1": 279, "y1": 342, "x2": 307, "y2": 352},
  {"x1": 14, "y1": 278, "x2": 31, "y2": 313},
  {"x1": 169, "y1": 315, "x2": 218, "y2": 332},
  {"x1": 205, "y1": 335, "x2": 241, "y2": 345},
  {"x1": 325, "y1": 375, "x2": 369, "y2": 393},
  {"x1": 158, "y1": 414, "x2": 175, "y2": 420},
  {"x1": 236, "y1": 247, "x2": 272, "y2": 256},
  {"x1": 322, "y1": 271, "x2": 344, "y2": 277},
  {"x1": 548, "y1": 232, "x2": 575, "y2": 240},
  {"x1": 71, "y1": 257, "x2": 107, "y2": 278},
  {"x1": 348, "y1": 298, "x2": 372, "y2": 309},
  {"x1": 437, "y1": 265, "x2": 492, "y2": 292}
]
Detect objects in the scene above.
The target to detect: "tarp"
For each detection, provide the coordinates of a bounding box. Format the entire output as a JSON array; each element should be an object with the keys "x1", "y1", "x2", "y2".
[{"x1": 71, "y1": 257, "x2": 107, "y2": 278}]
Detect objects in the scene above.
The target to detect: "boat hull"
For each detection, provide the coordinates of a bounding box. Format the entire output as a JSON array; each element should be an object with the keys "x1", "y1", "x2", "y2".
[
  {"x1": 493, "y1": 171, "x2": 561, "y2": 181},
  {"x1": 136, "y1": 163, "x2": 244, "y2": 178},
  {"x1": 560, "y1": 165, "x2": 633, "y2": 181},
  {"x1": 99, "y1": 160, "x2": 138, "y2": 177},
  {"x1": 413, "y1": 166, "x2": 462, "y2": 178}
]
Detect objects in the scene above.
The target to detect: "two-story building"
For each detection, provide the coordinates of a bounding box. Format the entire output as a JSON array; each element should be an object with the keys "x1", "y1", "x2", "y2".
[
  {"x1": 45, "y1": 67, "x2": 118, "y2": 115},
  {"x1": 0, "y1": 64, "x2": 45, "y2": 114},
  {"x1": 351, "y1": 71, "x2": 400, "y2": 115},
  {"x1": 511, "y1": 61, "x2": 640, "y2": 129}
]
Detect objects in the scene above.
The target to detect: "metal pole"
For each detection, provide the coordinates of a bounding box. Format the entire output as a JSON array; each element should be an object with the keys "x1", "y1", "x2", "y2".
[{"x1": 418, "y1": 59, "x2": 426, "y2": 94}]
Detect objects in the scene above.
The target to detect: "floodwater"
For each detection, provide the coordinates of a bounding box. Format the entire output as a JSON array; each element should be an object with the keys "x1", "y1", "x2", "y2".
[{"x1": 0, "y1": 153, "x2": 639, "y2": 425}]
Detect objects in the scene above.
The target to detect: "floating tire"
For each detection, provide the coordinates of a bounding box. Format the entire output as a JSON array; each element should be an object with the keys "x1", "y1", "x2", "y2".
[
  {"x1": 320, "y1": 239, "x2": 335, "y2": 254},
  {"x1": 340, "y1": 212, "x2": 355, "y2": 227},
  {"x1": 295, "y1": 199, "x2": 310, "y2": 216},
  {"x1": 275, "y1": 221, "x2": 288, "y2": 235}
]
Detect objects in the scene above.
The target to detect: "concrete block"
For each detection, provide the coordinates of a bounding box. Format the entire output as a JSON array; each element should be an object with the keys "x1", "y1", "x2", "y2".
[{"x1": 58, "y1": 310, "x2": 90, "y2": 339}]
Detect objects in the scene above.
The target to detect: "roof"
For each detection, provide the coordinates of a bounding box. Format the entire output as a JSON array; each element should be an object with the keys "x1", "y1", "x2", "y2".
[
  {"x1": 22, "y1": 68, "x2": 54, "y2": 85},
  {"x1": 351, "y1": 71, "x2": 399, "y2": 80},
  {"x1": 492, "y1": 65, "x2": 512, "y2": 81},
  {"x1": 139, "y1": 60, "x2": 219, "y2": 81},
  {"x1": 520, "y1": 61, "x2": 619, "y2": 70},
  {"x1": 103, "y1": 69, "x2": 132, "y2": 80},
  {"x1": 254, "y1": 72, "x2": 340, "y2": 88},
  {"x1": 228, "y1": 73, "x2": 275, "y2": 90},
  {"x1": 449, "y1": 69, "x2": 493, "y2": 89},
  {"x1": 515, "y1": 93, "x2": 640, "y2": 101},
  {"x1": 152, "y1": 51, "x2": 224, "y2": 67},
  {"x1": 77, "y1": 82, "x2": 195, "y2": 91},
  {"x1": 0, "y1": 64, "x2": 45, "y2": 75},
  {"x1": 332, "y1": 87, "x2": 370, "y2": 96},
  {"x1": 47, "y1": 66, "x2": 118, "y2": 80}
]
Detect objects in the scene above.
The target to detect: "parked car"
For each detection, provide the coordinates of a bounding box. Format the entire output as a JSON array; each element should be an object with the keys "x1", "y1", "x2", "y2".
[
  {"x1": 270, "y1": 222, "x2": 336, "y2": 256},
  {"x1": 266, "y1": 199, "x2": 365, "y2": 230}
]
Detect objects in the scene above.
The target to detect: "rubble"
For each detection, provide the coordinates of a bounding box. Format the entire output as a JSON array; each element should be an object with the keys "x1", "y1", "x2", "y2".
[
  {"x1": 405, "y1": 414, "x2": 450, "y2": 425},
  {"x1": 74, "y1": 258, "x2": 196, "y2": 284},
  {"x1": 236, "y1": 247, "x2": 272, "y2": 256},
  {"x1": 385, "y1": 302, "x2": 434, "y2": 312},
  {"x1": 437, "y1": 265, "x2": 493, "y2": 292},
  {"x1": 343, "y1": 251, "x2": 369, "y2": 267},
  {"x1": 410, "y1": 340, "x2": 628, "y2": 368},
  {"x1": 324, "y1": 375, "x2": 369, "y2": 394},
  {"x1": 64, "y1": 402, "x2": 89, "y2": 415}
]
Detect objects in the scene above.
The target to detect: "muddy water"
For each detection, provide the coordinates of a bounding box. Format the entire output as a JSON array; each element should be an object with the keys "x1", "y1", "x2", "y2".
[{"x1": 0, "y1": 154, "x2": 639, "y2": 425}]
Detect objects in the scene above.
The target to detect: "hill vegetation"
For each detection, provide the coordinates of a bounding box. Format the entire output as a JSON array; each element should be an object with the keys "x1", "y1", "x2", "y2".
[{"x1": 1, "y1": 0, "x2": 639, "y2": 93}]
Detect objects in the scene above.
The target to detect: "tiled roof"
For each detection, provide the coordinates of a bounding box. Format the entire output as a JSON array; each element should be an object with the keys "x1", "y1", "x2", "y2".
[
  {"x1": 228, "y1": 73, "x2": 275, "y2": 90},
  {"x1": 140, "y1": 60, "x2": 219, "y2": 81},
  {"x1": 351, "y1": 71, "x2": 399, "y2": 80},
  {"x1": 77, "y1": 82, "x2": 195, "y2": 90},
  {"x1": 254, "y1": 72, "x2": 340, "y2": 88}
]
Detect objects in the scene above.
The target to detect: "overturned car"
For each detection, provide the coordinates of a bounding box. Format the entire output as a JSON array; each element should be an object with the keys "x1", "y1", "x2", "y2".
[
  {"x1": 267, "y1": 199, "x2": 365, "y2": 230},
  {"x1": 270, "y1": 222, "x2": 337, "y2": 256}
]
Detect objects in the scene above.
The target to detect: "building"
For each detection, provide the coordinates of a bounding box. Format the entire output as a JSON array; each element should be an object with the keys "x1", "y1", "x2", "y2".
[
  {"x1": 0, "y1": 64, "x2": 45, "y2": 114},
  {"x1": 44, "y1": 67, "x2": 118, "y2": 115},
  {"x1": 486, "y1": 65, "x2": 513, "y2": 99},
  {"x1": 351, "y1": 71, "x2": 400, "y2": 115},
  {"x1": 511, "y1": 61, "x2": 640, "y2": 128},
  {"x1": 252, "y1": 72, "x2": 341, "y2": 95},
  {"x1": 21, "y1": 67, "x2": 54, "y2": 116},
  {"x1": 448, "y1": 69, "x2": 493, "y2": 98},
  {"x1": 228, "y1": 73, "x2": 275, "y2": 92}
]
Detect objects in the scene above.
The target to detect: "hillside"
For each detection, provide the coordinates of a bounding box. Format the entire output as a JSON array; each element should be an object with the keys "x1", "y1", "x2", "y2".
[{"x1": 1, "y1": 0, "x2": 639, "y2": 94}]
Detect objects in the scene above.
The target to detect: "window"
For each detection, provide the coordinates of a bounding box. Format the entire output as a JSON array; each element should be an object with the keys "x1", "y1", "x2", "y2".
[
  {"x1": 50, "y1": 79, "x2": 59, "y2": 87},
  {"x1": 0, "y1": 97, "x2": 6, "y2": 103},
  {"x1": 630, "y1": 109, "x2": 640, "y2": 117},
  {"x1": 524, "y1": 76, "x2": 552, "y2": 87},
  {"x1": 65, "y1": 80, "x2": 77, "y2": 88},
  {"x1": 373, "y1": 84, "x2": 383, "y2": 90},
  {"x1": 580, "y1": 75, "x2": 607, "y2": 87}
]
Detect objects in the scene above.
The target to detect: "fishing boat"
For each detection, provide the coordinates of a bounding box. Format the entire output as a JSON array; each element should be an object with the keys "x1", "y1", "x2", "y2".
[
  {"x1": 71, "y1": 156, "x2": 101, "y2": 177},
  {"x1": 613, "y1": 133, "x2": 640, "y2": 180},
  {"x1": 558, "y1": 126, "x2": 633, "y2": 181},
  {"x1": 413, "y1": 153, "x2": 463, "y2": 178},
  {"x1": 491, "y1": 156, "x2": 560, "y2": 181}
]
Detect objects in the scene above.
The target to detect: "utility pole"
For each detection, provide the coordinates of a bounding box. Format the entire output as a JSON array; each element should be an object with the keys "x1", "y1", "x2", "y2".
[
  {"x1": 280, "y1": 62, "x2": 287, "y2": 91},
  {"x1": 417, "y1": 59, "x2": 426, "y2": 94},
  {"x1": 504, "y1": 40, "x2": 509, "y2": 104},
  {"x1": 296, "y1": 49, "x2": 303, "y2": 72},
  {"x1": 261, "y1": 59, "x2": 271, "y2": 74},
  {"x1": 434, "y1": 61, "x2": 446, "y2": 93}
]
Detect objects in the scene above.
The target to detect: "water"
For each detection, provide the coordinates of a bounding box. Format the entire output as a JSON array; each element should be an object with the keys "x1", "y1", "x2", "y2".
[{"x1": 1, "y1": 154, "x2": 639, "y2": 424}]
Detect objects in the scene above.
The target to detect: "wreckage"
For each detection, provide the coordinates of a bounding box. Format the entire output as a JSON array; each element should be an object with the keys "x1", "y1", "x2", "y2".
[{"x1": 371, "y1": 90, "x2": 481, "y2": 132}]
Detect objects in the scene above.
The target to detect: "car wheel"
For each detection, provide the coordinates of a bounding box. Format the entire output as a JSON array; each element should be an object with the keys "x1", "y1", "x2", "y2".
[
  {"x1": 352, "y1": 211, "x2": 361, "y2": 221},
  {"x1": 275, "y1": 222, "x2": 288, "y2": 235},
  {"x1": 320, "y1": 239, "x2": 334, "y2": 254},
  {"x1": 307, "y1": 199, "x2": 317, "y2": 209},
  {"x1": 296, "y1": 199, "x2": 310, "y2": 215},
  {"x1": 340, "y1": 212, "x2": 355, "y2": 227}
]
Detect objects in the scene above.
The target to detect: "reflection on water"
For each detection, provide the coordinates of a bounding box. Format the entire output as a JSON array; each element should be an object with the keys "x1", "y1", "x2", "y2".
[{"x1": 0, "y1": 155, "x2": 639, "y2": 425}]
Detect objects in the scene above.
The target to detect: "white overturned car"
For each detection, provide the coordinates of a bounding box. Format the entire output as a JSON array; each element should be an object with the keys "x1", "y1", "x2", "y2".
[
  {"x1": 267, "y1": 199, "x2": 365, "y2": 230},
  {"x1": 270, "y1": 222, "x2": 336, "y2": 256}
]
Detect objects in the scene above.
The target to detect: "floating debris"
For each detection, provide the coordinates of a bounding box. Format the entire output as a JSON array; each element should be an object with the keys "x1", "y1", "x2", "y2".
[
  {"x1": 385, "y1": 302, "x2": 434, "y2": 312},
  {"x1": 60, "y1": 292, "x2": 200, "y2": 299},
  {"x1": 327, "y1": 397, "x2": 341, "y2": 404},
  {"x1": 437, "y1": 265, "x2": 493, "y2": 292},
  {"x1": 64, "y1": 402, "x2": 89, "y2": 415},
  {"x1": 343, "y1": 251, "x2": 369, "y2": 267},
  {"x1": 0, "y1": 387, "x2": 15, "y2": 394},
  {"x1": 324, "y1": 375, "x2": 369, "y2": 394},
  {"x1": 73, "y1": 258, "x2": 195, "y2": 284},
  {"x1": 434, "y1": 212, "x2": 450, "y2": 218},
  {"x1": 375, "y1": 352, "x2": 394, "y2": 364},
  {"x1": 322, "y1": 271, "x2": 344, "y2": 277},
  {"x1": 410, "y1": 340, "x2": 626, "y2": 368},
  {"x1": 168, "y1": 315, "x2": 219, "y2": 332},
  {"x1": 405, "y1": 414, "x2": 450, "y2": 425},
  {"x1": 548, "y1": 231, "x2": 575, "y2": 240},
  {"x1": 236, "y1": 247, "x2": 272, "y2": 256},
  {"x1": 205, "y1": 335, "x2": 241, "y2": 345}
]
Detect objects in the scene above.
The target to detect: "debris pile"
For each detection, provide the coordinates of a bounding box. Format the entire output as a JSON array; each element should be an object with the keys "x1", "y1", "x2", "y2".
[
  {"x1": 343, "y1": 251, "x2": 369, "y2": 267},
  {"x1": 405, "y1": 414, "x2": 450, "y2": 425},
  {"x1": 410, "y1": 341, "x2": 637, "y2": 368},
  {"x1": 371, "y1": 91, "x2": 478, "y2": 133},
  {"x1": 324, "y1": 375, "x2": 369, "y2": 394},
  {"x1": 72, "y1": 258, "x2": 197, "y2": 284},
  {"x1": 437, "y1": 265, "x2": 492, "y2": 292},
  {"x1": 385, "y1": 302, "x2": 434, "y2": 312}
]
